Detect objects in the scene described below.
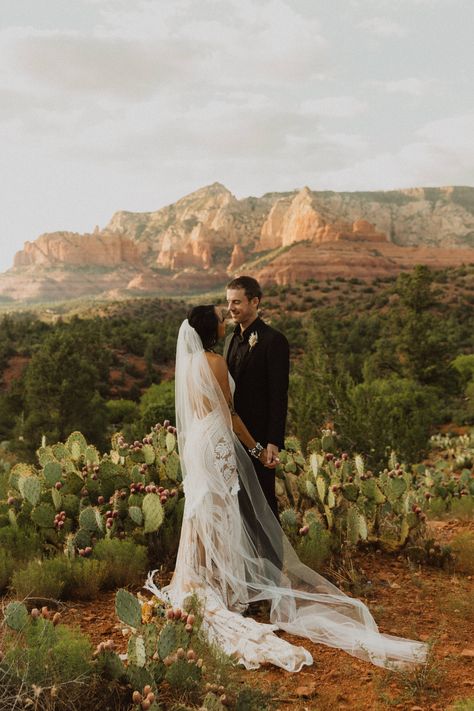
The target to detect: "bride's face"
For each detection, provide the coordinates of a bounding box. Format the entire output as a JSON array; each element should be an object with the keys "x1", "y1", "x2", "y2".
[{"x1": 214, "y1": 306, "x2": 226, "y2": 340}]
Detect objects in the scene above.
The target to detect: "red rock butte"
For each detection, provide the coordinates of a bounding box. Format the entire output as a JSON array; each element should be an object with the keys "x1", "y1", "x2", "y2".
[{"x1": 1, "y1": 183, "x2": 473, "y2": 302}]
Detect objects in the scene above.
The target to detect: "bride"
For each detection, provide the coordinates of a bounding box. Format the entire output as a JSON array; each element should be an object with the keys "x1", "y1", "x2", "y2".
[{"x1": 146, "y1": 306, "x2": 427, "y2": 672}]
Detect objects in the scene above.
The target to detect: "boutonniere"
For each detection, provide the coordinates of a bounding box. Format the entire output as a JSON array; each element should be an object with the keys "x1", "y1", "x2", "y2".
[{"x1": 248, "y1": 332, "x2": 258, "y2": 350}]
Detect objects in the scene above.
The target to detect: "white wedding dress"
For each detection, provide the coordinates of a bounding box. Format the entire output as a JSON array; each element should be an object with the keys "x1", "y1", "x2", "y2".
[{"x1": 145, "y1": 320, "x2": 427, "y2": 671}]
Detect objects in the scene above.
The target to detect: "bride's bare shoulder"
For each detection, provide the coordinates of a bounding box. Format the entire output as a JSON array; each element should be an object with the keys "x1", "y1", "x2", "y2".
[{"x1": 205, "y1": 352, "x2": 228, "y2": 374}]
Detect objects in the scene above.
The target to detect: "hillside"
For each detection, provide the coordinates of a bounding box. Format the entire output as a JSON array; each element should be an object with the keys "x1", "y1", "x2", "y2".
[{"x1": 0, "y1": 184, "x2": 473, "y2": 303}]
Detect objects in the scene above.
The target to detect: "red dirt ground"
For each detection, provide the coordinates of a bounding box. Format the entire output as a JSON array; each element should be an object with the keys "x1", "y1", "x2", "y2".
[{"x1": 52, "y1": 518, "x2": 474, "y2": 711}]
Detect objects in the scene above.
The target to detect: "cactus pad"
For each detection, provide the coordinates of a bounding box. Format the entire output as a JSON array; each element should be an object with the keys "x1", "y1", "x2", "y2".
[
  {"x1": 19, "y1": 475, "x2": 41, "y2": 506},
  {"x1": 157, "y1": 622, "x2": 189, "y2": 660},
  {"x1": 79, "y1": 506, "x2": 103, "y2": 532},
  {"x1": 31, "y1": 502, "x2": 55, "y2": 528},
  {"x1": 4, "y1": 601, "x2": 29, "y2": 631},
  {"x1": 165, "y1": 658, "x2": 201, "y2": 690},
  {"x1": 73, "y1": 527, "x2": 92, "y2": 549},
  {"x1": 143, "y1": 493, "x2": 164, "y2": 533},
  {"x1": 43, "y1": 461, "x2": 63, "y2": 486},
  {"x1": 115, "y1": 588, "x2": 142, "y2": 629},
  {"x1": 129, "y1": 505, "x2": 143, "y2": 526},
  {"x1": 143, "y1": 444, "x2": 156, "y2": 464},
  {"x1": 128, "y1": 634, "x2": 146, "y2": 667}
]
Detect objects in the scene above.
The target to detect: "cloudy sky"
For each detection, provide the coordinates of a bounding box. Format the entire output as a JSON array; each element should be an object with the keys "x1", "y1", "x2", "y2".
[{"x1": 1, "y1": 0, "x2": 473, "y2": 272}]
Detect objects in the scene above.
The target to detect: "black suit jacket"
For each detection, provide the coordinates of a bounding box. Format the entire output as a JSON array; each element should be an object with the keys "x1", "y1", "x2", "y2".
[{"x1": 224, "y1": 318, "x2": 289, "y2": 450}]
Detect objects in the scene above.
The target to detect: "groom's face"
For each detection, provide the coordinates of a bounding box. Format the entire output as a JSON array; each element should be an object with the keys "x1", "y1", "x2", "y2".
[{"x1": 226, "y1": 288, "x2": 259, "y2": 329}]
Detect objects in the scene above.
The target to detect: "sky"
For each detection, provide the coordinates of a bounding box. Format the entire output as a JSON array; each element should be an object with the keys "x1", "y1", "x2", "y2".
[{"x1": 0, "y1": 0, "x2": 473, "y2": 272}]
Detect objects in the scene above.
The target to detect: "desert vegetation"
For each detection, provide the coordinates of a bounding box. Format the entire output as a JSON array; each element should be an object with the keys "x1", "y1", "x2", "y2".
[{"x1": 0, "y1": 264, "x2": 473, "y2": 710}]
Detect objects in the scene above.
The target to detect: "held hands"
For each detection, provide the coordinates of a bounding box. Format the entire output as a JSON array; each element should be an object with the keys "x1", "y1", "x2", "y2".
[{"x1": 258, "y1": 443, "x2": 280, "y2": 469}]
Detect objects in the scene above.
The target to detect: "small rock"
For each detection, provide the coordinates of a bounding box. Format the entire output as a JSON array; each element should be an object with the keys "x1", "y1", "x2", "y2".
[
  {"x1": 295, "y1": 683, "x2": 318, "y2": 698},
  {"x1": 410, "y1": 706, "x2": 424, "y2": 711},
  {"x1": 461, "y1": 649, "x2": 474, "y2": 658}
]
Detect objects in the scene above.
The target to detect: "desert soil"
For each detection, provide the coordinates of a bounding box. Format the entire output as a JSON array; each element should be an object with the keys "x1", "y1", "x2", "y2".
[{"x1": 50, "y1": 518, "x2": 474, "y2": 711}]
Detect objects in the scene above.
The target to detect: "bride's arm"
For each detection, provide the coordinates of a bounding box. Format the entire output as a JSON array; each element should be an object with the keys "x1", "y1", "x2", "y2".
[{"x1": 206, "y1": 353, "x2": 270, "y2": 457}]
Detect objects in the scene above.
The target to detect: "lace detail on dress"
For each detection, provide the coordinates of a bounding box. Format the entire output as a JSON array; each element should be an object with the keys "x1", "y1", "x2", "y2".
[{"x1": 214, "y1": 435, "x2": 240, "y2": 495}]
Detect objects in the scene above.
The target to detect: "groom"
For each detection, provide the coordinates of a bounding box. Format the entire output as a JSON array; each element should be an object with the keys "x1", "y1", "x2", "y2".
[{"x1": 224, "y1": 275, "x2": 290, "y2": 522}]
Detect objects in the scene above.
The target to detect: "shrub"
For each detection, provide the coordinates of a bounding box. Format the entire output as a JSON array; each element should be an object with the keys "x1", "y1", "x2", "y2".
[
  {"x1": 92, "y1": 538, "x2": 148, "y2": 588},
  {"x1": 11, "y1": 557, "x2": 71, "y2": 600},
  {"x1": 0, "y1": 526, "x2": 42, "y2": 561},
  {"x1": 450, "y1": 532, "x2": 474, "y2": 575},
  {"x1": 65, "y1": 558, "x2": 109, "y2": 600},
  {"x1": 2, "y1": 615, "x2": 92, "y2": 688},
  {"x1": 139, "y1": 381, "x2": 176, "y2": 432},
  {"x1": 344, "y1": 378, "x2": 440, "y2": 466},
  {"x1": 0, "y1": 548, "x2": 14, "y2": 593}
]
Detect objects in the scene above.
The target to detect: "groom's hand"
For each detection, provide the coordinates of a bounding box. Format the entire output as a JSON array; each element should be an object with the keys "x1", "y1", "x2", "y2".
[{"x1": 266, "y1": 443, "x2": 280, "y2": 468}]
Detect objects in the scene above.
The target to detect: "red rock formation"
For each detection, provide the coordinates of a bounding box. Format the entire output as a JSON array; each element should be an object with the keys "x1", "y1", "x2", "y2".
[
  {"x1": 227, "y1": 244, "x2": 246, "y2": 272},
  {"x1": 2, "y1": 184, "x2": 473, "y2": 303},
  {"x1": 14, "y1": 231, "x2": 142, "y2": 268}
]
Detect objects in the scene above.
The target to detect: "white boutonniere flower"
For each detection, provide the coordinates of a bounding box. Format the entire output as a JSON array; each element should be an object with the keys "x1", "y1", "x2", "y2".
[{"x1": 248, "y1": 331, "x2": 258, "y2": 349}]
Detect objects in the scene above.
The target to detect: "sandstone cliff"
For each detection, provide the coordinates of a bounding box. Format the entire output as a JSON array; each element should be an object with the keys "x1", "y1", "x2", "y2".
[{"x1": 1, "y1": 183, "x2": 473, "y2": 303}]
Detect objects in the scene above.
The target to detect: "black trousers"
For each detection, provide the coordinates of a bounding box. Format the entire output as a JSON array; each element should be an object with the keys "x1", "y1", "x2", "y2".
[{"x1": 237, "y1": 453, "x2": 283, "y2": 572}]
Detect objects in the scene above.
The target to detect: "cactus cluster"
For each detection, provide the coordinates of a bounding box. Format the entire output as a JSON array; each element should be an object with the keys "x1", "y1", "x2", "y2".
[
  {"x1": 113, "y1": 589, "x2": 204, "y2": 703},
  {"x1": 1, "y1": 421, "x2": 184, "y2": 563},
  {"x1": 278, "y1": 435, "x2": 433, "y2": 553}
]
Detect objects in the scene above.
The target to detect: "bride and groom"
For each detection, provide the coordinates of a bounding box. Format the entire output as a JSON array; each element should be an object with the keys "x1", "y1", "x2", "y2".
[{"x1": 146, "y1": 276, "x2": 426, "y2": 672}]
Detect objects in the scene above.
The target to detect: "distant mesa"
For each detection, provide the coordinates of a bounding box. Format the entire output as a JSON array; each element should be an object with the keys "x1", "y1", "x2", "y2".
[{"x1": 1, "y1": 183, "x2": 473, "y2": 302}]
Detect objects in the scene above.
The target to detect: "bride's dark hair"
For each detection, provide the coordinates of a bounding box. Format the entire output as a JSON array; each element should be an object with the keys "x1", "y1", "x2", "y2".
[{"x1": 188, "y1": 305, "x2": 218, "y2": 350}]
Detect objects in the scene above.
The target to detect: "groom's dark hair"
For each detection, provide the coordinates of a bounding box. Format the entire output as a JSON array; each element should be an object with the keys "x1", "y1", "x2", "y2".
[
  {"x1": 227, "y1": 275, "x2": 262, "y2": 303},
  {"x1": 188, "y1": 305, "x2": 218, "y2": 350}
]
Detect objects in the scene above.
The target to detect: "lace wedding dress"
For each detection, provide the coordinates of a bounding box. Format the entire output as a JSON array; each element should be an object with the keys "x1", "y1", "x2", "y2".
[{"x1": 145, "y1": 320, "x2": 427, "y2": 672}]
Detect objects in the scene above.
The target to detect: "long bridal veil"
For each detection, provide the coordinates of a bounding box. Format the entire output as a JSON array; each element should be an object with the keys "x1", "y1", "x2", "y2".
[{"x1": 145, "y1": 320, "x2": 427, "y2": 671}]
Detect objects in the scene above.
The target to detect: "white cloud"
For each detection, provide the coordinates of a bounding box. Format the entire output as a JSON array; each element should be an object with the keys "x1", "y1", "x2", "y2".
[
  {"x1": 300, "y1": 96, "x2": 368, "y2": 118},
  {"x1": 357, "y1": 16, "x2": 408, "y2": 37},
  {"x1": 382, "y1": 78, "x2": 429, "y2": 96},
  {"x1": 319, "y1": 113, "x2": 474, "y2": 190}
]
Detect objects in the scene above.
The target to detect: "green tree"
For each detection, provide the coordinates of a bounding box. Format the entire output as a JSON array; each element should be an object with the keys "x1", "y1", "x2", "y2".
[
  {"x1": 342, "y1": 378, "x2": 440, "y2": 466},
  {"x1": 288, "y1": 325, "x2": 351, "y2": 453},
  {"x1": 139, "y1": 381, "x2": 176, "y2": 431},
  {"x1": 22, "y1": 331, "x2": 109, "y2": 451},
  {"x1": 367, "y1": 265, "x2": 460, "y2": 391}
]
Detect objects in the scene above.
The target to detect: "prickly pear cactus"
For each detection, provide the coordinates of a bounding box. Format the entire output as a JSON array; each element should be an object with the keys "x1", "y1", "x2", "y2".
[
  {"x1": 143, "y1": 493, "x2": 164, "y2": 533},
  {"x1": 157, "y1": 622, "x2": 189, "y2": 660},
  {"x1": 79, "y1": 506, "x2": 103, "y2": 532},
  {"x1": 73, "y1": 528, "x2": 92, "y2": 549},
  {"x1": 4, "y1": 601, "x2": 29, "y2": 631},
  {"x1": 129, "y1": 505, "x2": 143, "y2": 526},
  {"x1": 43, "y1": 461, "x2": 63, "y2": 486},
  {"x1": 128, "y1": 634, "x2": 147, "y2": 667},
  {"x1": 202, "y1": 693, "x2": 227, "y2": 711},
  {"x1": 115, "y1": 588, "x2": 143, "y2": 629},
  {"x1": 31, "y1": 502, "x2": 56, "y2": 528},
  {"x1": 165, "y1": 658, "x2": 201, "y2": 690},
  {"x1": 66, "y1": 431, "x2": 88, "y2": 459},
  {"x1": 19, "y1": 475, "x2": 41, "y2": 506}
]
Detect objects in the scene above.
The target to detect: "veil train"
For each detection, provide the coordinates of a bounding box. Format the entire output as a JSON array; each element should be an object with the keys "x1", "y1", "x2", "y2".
[{"x1": 145, "y1": 320, "x2": 427, "y2": 671}]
